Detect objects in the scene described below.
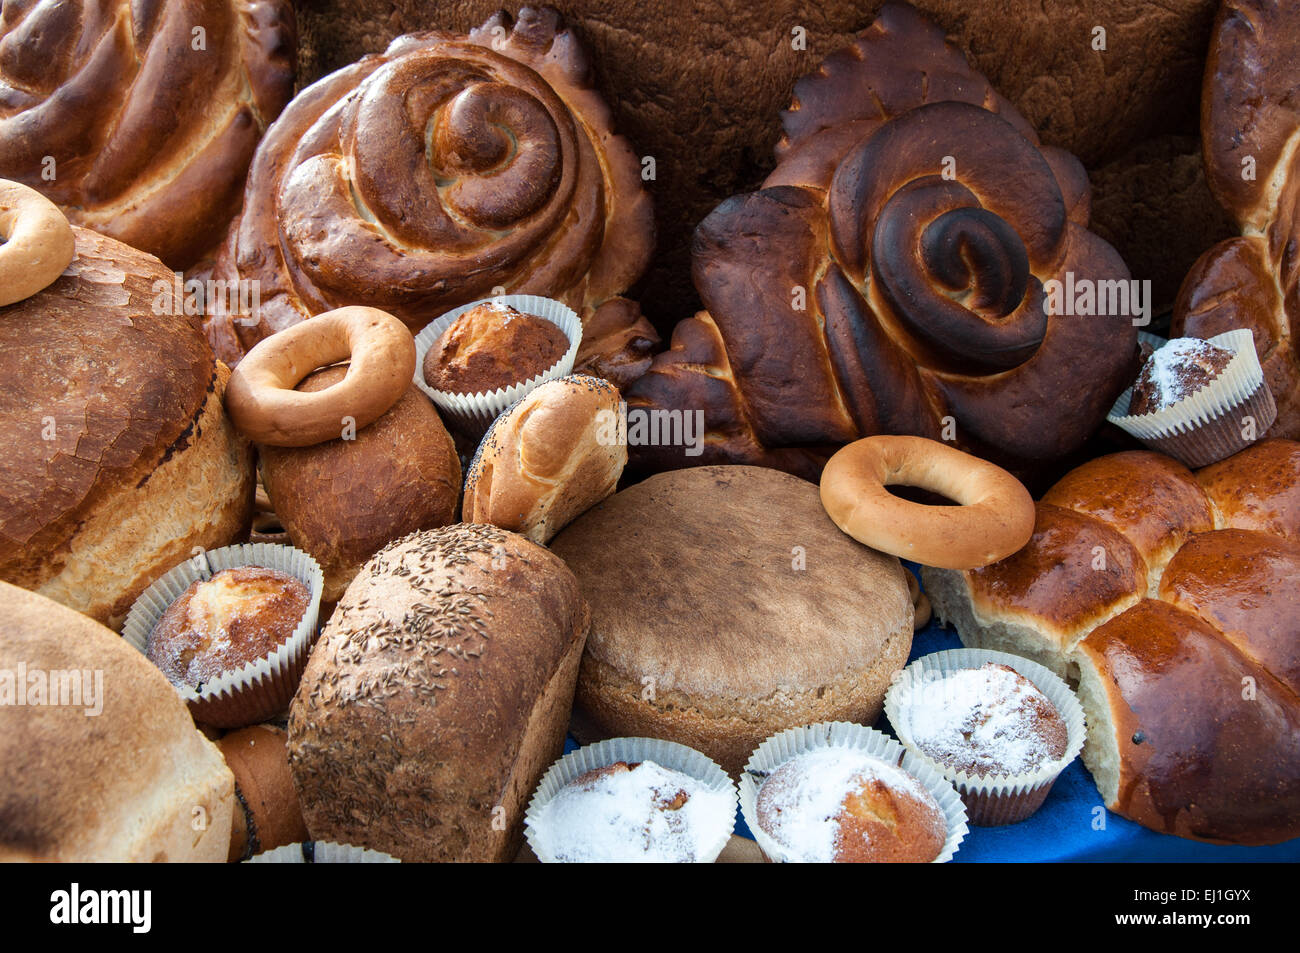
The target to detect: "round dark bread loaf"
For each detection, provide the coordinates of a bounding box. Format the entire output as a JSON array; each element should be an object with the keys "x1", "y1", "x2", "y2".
[
  {"x1": 549, "y1": 465, "x2": 913, "y2": 774},
  {"x1": 0, "y1": 227, "x2": 254, "y2": 628},
  {"x1": 925, "y1": 439, "x2": 1300, "y2": 844},
  {"x1": 286, "y1": 523, "x2": 589, "y2": 861}
]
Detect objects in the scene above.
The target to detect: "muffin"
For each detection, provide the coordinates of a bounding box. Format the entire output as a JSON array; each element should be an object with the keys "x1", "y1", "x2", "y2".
[
  {"x1": 1108, "y1": 329, "x2": 1277, "y2": 467},
  {"x1": 885, "y1": 649, "x2": 1086, "y2": 826},
  {"x1": 529, "y1": 759, "x2": 736, "y2": 863},
  {"x1": 423, "y1": 302, "x2": 569, "y2": 395},
  {"x1": 146, "y1": 566, "x2": 310, "y2": 690},
  {"x1": 902, "y1": 663, "x2": 1067, "y2": 778},
  {"x1": 1127, "y1": 337, "x2": 1234, "y2": 416},
  {"x1": 754, "y1": 748, "x2": 947, "y2": 862}
]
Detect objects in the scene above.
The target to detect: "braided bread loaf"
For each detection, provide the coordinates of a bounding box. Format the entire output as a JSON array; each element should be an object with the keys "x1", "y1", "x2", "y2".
[
  {"x1": 924, "y1": 439, "x2": 1300, "y2": 844},
  {"x1": 627, "y1": 3, "x2": 1138, "y2": 479},
  {"x1": 207, "y1": 7, "x2": 657, "y2": 388},
  {"x1": 1172, "y1": 0, "x2": 1300, "y2": 440},
  {"x1": 0, "y1": 0, "x2": 295, "y2": 270}
]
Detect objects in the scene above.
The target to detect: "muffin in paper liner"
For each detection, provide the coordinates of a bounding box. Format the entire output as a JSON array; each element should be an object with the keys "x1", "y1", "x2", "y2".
[
  {"x1": 245, "y1": 842, "x2": 399, "y2": 863},
  {"x1": 884, "y1": 648, "x2": 1086, "y2": 827},
  {"x1": 524, "y1": 736, "x2": 738, "y2": 863},
  {"x1": 413, "y1": 294, "x2": 582, "y2": 438},
  {"x1": 739, "y1": 721, "x2": 968, "y2": 863},
  {"x1": 1106, "y1": 328, "x2": 1276, "y2": 467},
  {"x1": 121, "y1": 542, "x2": 323, "y2": 729}
]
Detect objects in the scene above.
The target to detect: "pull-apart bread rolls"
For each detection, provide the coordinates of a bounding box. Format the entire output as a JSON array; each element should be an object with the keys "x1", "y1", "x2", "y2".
[
  {"x1": 1173, "y1": 0, "x2": 1300, "y2": 439},
  {"x1": 207, "y1": 7, "x2": 657, "y2": 388},
  {"x1": 0, "y1": 582, "x2": 234, "y2": 862},
  {"x1": 0, "y1": 215, "x2": 254, "y2": 628},
  {"x1": 287, "y1": 524, "x2": 589, "y2": 861},
  {"x1": 0, "y1": 0, "x2": 296, "y2": 269},
  {"x1": 925, "y1": 439, "x2": 1300, "y2": 844},
  {"x1": 627, "y1": 3, "x2": 1138, "y2": 479}
]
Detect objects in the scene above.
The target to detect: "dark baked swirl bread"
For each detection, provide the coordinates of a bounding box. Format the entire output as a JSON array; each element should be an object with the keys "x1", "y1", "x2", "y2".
[
  {"x1": 0, "y1": 0, "x2": 295, "y2": 270},
  {"x1": 1172, "y1": 0, "x2": 1300, "y2": 440},
  {"x1": 627, "y1": 3, "x2": 1139, "y2": 479},
  {"x1": 207, "y1": 6, "x2": 657, "y2": 388}
]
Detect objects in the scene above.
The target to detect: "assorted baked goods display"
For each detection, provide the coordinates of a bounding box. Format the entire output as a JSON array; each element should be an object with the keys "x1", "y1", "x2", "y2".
[{"x1": 3, "y1": 1, "x2": 1299, "y2": 865}]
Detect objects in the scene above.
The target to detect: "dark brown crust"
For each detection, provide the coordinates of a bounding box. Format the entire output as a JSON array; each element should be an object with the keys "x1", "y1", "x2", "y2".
[
  {"x1": 207, "y1": 7, "x2": 656, "y2": 374},
  {"x1": 423, "y1": 304, "x2": 568, "y2": 394},
  {"x1": 1197, "y1": 438, "x2": 1300, "y2": 539},
  {"x1": 146, "y1": 567, "x2": 310, "y2": 689},
  {"x1": 627, "y1": 3, "x2": 1138, "y2": 479},
  {"x1": 0, "y1": 0, "x2": 296, "y2": 269},
  {"x1": 286, "y1": 523, "x2": 590, "y2": 862},
  {"x1": 1077, "y1": 598, "x2": 1300, "y2": 846},
  {"x1": 260, "y1": 368, "x2": 461, "y2": 602}
]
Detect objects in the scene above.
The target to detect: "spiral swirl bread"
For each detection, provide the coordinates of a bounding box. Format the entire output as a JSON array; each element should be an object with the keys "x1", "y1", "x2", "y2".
[
  {"x1": 924, "y1": 439, "x2": 1300, "y2": 844},
  {"x1": 1172, "y1": 0, "x2": 1300, "y2": 440},
  {"x1": 627, "y1": 3, "x2": 1137, "y2": 478},
  {"x1": 207, "y1": 7, "x2": 657, "y2": 388},
  {"x1": 0, "y1": 0, "x2": 295, "y2": 270}
]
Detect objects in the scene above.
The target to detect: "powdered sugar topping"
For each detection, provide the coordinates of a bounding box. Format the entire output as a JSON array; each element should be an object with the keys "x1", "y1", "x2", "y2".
[
  {"x1": 1137, "y1": 337, "x2": 1229, "y2": 411},
  {"x1": 533, "y1": 760, "x2": 734, "y2": 863},
  {"x1": 755, "y1": 748, "x2": 936, "y2": 863},
  {"x1": 900, "y1": 664, "x2": 1065, "y2": 778}
]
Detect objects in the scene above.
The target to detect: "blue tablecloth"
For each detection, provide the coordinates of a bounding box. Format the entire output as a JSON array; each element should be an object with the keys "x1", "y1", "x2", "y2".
[{"x1": 566, "y1": 562, "x2": 1300, "y2": 862}]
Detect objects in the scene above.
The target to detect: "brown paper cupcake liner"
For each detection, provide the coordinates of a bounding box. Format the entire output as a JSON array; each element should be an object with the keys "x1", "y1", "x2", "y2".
[
  {"x1": 884, "y1": 648, "x2": 1086, "y2": 827},
  {"x1": 121, "y1": 542, "x2": 323, "y2": 729},
  {"x1": 1107, "y1": 329, "x2": 1277, "y2": 468}
]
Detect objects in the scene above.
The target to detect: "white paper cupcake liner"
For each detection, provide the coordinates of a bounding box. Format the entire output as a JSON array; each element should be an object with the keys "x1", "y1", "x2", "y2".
[
  {"x1": 245, "y1": 842, "x2": 399, "y2": 863},
  {"x1": 1107, "y1": 329, "x2": 1276, "y2": 467},
  {"x1": 739, "y1": 722, "x2": 968, "y2": 863},
  {"x1": 884, "y1": 648, "x2": 1086, "y2": 827},
  {"x1": 122, "y1": 542, "x2": 323, "y2": 729},
  {"x1": 413, "y1": 294, "x2": 582, "y2": 437},
  {"x1": 524, "y1": 736, "x2": 737, "y2": 863}
]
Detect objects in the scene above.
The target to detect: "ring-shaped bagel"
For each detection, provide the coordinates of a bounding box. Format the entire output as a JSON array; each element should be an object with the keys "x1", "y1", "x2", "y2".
[
  {"x1": 0, "y1": 179, "x2": 75, "y2": 307},
  {"x1": 225, "y1": 306, "x2": 417, "y2": 447},
  {"x1": 819, "y1": 435, "x2": 1035, "y2": 569}
]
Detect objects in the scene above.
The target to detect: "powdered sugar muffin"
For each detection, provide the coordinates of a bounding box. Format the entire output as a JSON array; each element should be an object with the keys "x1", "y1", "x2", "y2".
[
  {"x1": 530, "y1": 759, "x2": 735, "y2": 863},
  {"x1": 754, "y1": 748, "x2": 947, "y2": 863}
]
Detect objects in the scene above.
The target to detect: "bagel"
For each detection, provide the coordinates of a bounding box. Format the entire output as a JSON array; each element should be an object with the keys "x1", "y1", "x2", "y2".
[
  {"x1": 0, "y1": 179, "x2": 75, "y2": 307},
  {"x1": 225, "y1": 307, "x2": 416, "y2": 447},
  {"x1": 820, "y1": 436, "x2": 1035, "y2": 570}
]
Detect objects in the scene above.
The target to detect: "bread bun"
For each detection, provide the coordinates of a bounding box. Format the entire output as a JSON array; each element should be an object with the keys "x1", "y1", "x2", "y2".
[
  {"x1": 0, "y1": 227, "x2": 254, "y2": 627},
  {"x1": 464, "y1": 375, "x2": 626, "y2": 544},
  {"x1": 0, "y1": 581, "x2": 234, "y2": 861},
  {"x1": 218, "y1": 724, "x2": 308, "y2": 862},
  {"x1": 205, "y1": 8, "x2": 656, "y2": 387},
  {"x1": 549, "y1": 465, "x2": 913, "y2": 774},
  {"x1": 287, "y1": 524, "x2": 589, "y2": 861},
  {"x1": 627, "y1": 3, "x2": 1138, "y2": 479},
  {"x1": 926, "y1": 439, "x2": 1300, "y2": 843},
  {"x1": 0, "y1": 0, "x2": 295, "y2": 269},
  {"x1": 260, "y1": 367, "x2": 460, "y2": 601}
]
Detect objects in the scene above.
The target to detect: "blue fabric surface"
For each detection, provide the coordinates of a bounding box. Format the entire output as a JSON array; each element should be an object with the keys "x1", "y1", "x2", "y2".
[{"x1": 563, "y1": 563, "x2": 1300, "y2": 862}]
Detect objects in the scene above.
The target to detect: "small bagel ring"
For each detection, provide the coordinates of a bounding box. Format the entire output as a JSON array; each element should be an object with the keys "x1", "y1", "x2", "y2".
[
  {"x1": 225, "y1": 306, "x2": 416, "y2": 447},
  {"x1": 820, "y1": 435, "x2": 1035, "y2": 569},
  {"x1": 0, "y1": 179, "x2": 75, "y2": 307}
]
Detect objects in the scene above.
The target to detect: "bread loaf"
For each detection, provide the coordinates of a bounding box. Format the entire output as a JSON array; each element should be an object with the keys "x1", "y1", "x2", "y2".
[
  {"x1": 286, "y1": 524, "x2": 589, "y2": 861},
  {"x1": 218, "y1": 724, "x2": 308, "y2": 862},
  {"x1": 259, "y1": 368, "x2": 461, "y2": 603},
  {"x1": 1172, "y1": 0, "x2": 1300, "y2": 440},
  {"x1": 0, "y1": 0, "x2": 295, "y2": 269},
  {"x1": 0, "y1": 581, "x2": 234, "y2": 861},
  {"x1": 549, "y1": 465, "x2": 913, "y2": 774},
  {"x1": 463, "y1": 375, "x2": 625, "y2": 544},
  {"x1": 207, "y1": 7, "x2": 657, "y2": 388},
  {"x1": 925, "y1": 439, "x2": 1300, "y2": 843},
  {"x1": 627, "y1": 3, "x2": 1139, "y2": 480},
  {"x1": 0, "y1": 227, "x2": 254, "y2": 627}
]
